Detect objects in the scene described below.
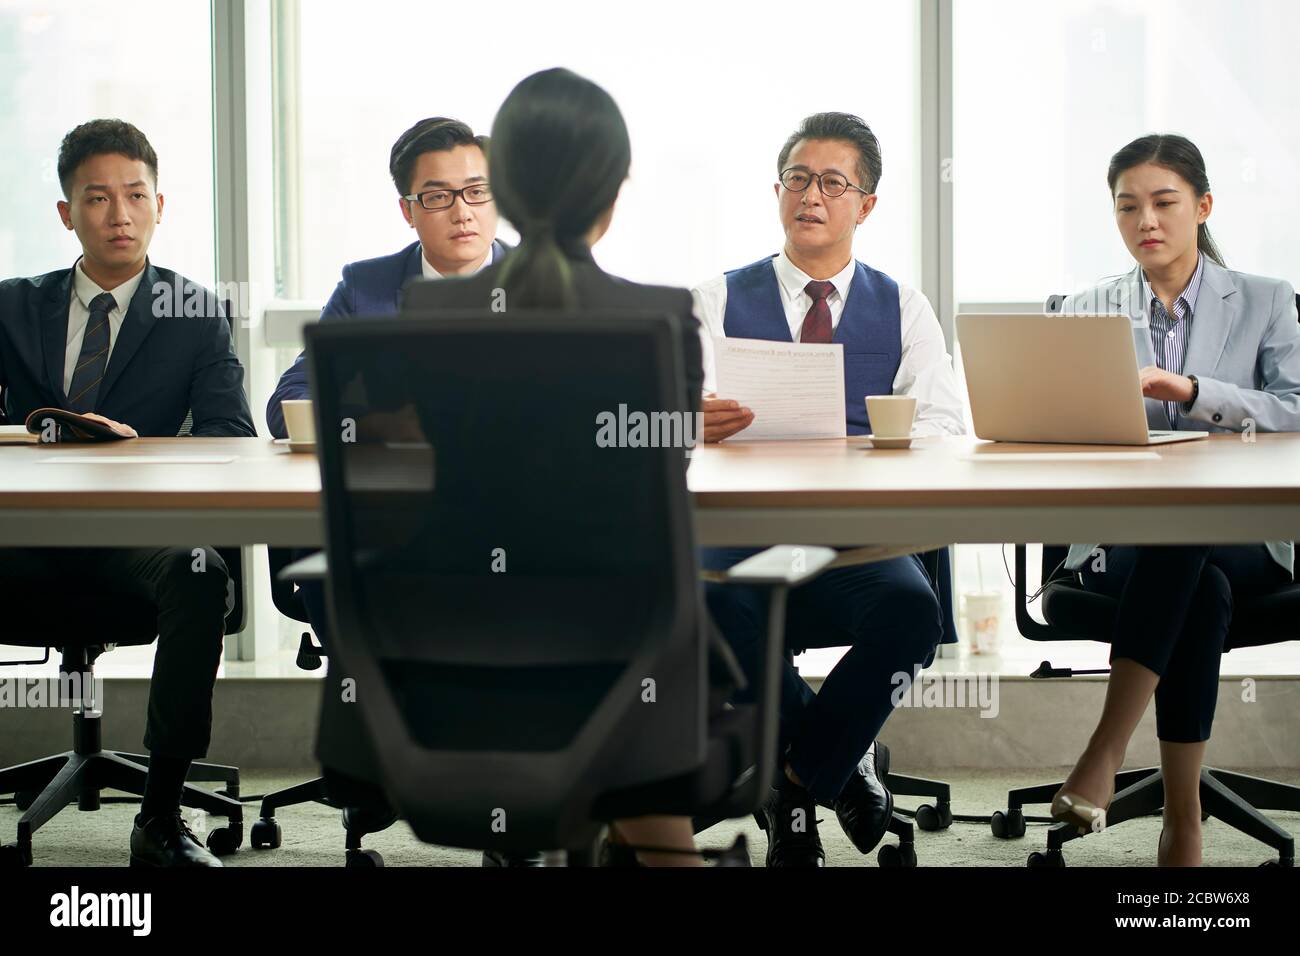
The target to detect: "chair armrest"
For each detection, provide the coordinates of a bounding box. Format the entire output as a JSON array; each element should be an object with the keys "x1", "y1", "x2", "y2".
[
  {"x1": 278, "y1": 551, "x2": 328, "y2": 582},
  {"x1": 720, "y1": 544, "x2": 837, "y2": 587},
  {"x1": 0, "y1": 646, "x2": 51, "y2": 667},
  {"x1": 1014, "y1": 545, "x2": 1056, "y2": 641}
]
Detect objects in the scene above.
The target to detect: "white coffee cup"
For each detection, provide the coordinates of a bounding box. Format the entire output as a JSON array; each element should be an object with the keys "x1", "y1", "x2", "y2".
[
  {"x1": 865, "y1": 395, "x2": 917, "y2": 438},
  {"x1": 282, "y1": 399, "x2": 316, "y2": 444}
]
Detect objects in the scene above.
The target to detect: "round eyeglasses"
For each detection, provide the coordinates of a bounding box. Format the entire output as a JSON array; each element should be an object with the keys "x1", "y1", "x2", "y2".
[{"x1": 779, "y1": 168, "x2": 870, "y2": 199}]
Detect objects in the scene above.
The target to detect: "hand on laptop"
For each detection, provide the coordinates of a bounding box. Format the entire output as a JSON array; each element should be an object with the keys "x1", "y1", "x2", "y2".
[
  {"x1": 1138, "y1": 367, "x2": 1194, "y2": 404},
  {"x1": 702, "y1": 394, "x2": 754, "y2": 443},
  {"x1": 81, "y1": 413, "x2": 139, "y2": 438}
]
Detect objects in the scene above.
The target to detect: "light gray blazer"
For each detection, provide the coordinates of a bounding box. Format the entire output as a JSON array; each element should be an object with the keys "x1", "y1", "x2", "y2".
[{"x1": 1061, "y1": 259, "x2": 1300, "y2": 574}]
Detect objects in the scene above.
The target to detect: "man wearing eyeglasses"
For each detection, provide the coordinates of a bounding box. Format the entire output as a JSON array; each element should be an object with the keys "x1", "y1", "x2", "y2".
[
  {"x1": 266, "y1": 116, "x2": 506, "y2": 438},
  {"x1": 266, "y1": 116, "x2": 531, "y2": 866},
  {"x1": 692, "y1": 113, "x2": 964, "y2": 867}
]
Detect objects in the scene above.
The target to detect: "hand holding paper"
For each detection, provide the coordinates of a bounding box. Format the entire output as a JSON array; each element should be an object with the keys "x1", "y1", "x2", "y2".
[{"x1": 711, "y1": 337, "x2": 846, "y2": 440}]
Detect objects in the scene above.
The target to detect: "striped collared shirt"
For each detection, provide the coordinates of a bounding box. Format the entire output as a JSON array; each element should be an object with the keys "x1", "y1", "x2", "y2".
[{"x1": 1143, "y1": 254, "x2": 1204, "y2": 426}]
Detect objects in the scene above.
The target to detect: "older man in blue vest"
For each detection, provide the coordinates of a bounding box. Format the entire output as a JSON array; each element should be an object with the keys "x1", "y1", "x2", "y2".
[{"x1": 693, "y1": 113, "x2": 964, "y2": 867}]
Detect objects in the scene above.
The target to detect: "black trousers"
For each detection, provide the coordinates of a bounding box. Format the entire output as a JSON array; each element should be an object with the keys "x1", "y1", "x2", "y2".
[
  {"x1": 1079, "y1": 544, "x2": 1290, "y2": 743},
  {"x1": 702, "y1": 548, "x2": 943, "y2": 805},
  {"x1": 0, "y1": 547, "x2": 232, "y2": 758}
]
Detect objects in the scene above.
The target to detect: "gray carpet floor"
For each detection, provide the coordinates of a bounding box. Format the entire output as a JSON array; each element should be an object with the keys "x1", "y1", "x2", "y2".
[{"x1": 6, "y1": 768, "x2": 1297, "y2": 867}]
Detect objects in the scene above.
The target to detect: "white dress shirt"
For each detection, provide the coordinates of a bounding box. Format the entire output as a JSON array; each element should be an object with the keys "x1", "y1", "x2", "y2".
[
  {"x1": 421, "y1": 243, "x2": 495, "y2": 279},
  {"x1": 64, "y1": 260, "x2": 146, "y2": 396},
  {"x1": 692, "y1": 251, "x2": 966, "y2": 436}
]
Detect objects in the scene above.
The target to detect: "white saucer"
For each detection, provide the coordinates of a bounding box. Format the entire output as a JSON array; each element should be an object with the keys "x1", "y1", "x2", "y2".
[
  {"x1": 865, "y1": 435, "x2": 912, "y2": 449},
  {"x1": 273, "y1": 438, "x2": 317, "y2": 453}
]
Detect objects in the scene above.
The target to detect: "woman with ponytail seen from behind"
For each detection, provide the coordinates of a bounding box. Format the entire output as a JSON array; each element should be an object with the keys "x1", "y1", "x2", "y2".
[{"x1": 403, "y1": 67, "x2": 730, "y2": 867}]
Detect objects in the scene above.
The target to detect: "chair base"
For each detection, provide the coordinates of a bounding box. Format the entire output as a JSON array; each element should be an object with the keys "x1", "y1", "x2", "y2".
[
  {"x1": 996, "y1": 766, "x2": 1297, "y2": 866},
  {"x1": 250, "y1": 775, "x2": 390, "y2": 867},
  {"x1": 873, "y1": 746, "x2": 953, "y2": 866},
  {"x1": 0, "y1": 745, "x2": 243, "y2": 867},
  {"x1": 888, "y1": 769, "x2": 954, "y2": 831}
]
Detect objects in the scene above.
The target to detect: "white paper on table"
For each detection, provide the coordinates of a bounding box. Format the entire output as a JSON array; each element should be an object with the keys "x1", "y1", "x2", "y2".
[
  {"x1": 38, "y1": 456, "x2": 237, "y2": 464},
  {"x1": 712, "y1": 336, "x2": 846, "y2": 440}
]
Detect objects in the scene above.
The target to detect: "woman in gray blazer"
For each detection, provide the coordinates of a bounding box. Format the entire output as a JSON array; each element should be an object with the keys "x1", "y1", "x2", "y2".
[{"x1": 1051, "y1": 134, "x2": 1300, "y2": 865}]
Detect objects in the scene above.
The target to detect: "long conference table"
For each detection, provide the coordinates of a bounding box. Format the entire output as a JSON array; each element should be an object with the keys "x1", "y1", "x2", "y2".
[{"x1": 2, "y1": 433, "x2": 1300, "y2": 549}]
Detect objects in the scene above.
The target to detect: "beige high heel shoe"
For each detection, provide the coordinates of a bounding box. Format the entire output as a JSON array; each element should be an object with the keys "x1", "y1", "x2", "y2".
[{"x1": 1050, "y1": 791, "x2": 1107, "y2": 835}]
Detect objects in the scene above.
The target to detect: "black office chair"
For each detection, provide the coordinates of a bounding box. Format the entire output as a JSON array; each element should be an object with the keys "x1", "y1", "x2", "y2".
[
  {"x1": 299, "y1": 311, "x2": 835, "y2": 863},
  {"x1": 991, "y1": 543, "x2": 1299, "y2": 867},
  {"x1": 781, "y1": 547, "x2": 956, "y2": 867},
  {"x1": 0, "y1": 547, "x2": 247, "y2": 866},
  {"x1": 247, "y1": 547, "x2": 392, "y2": 864},
  {"x1": 247, "y1": 546, "x2": 330, "y2": 850}
]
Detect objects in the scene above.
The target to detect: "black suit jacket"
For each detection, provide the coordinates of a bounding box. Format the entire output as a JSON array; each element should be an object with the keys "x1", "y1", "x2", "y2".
[
  {"x1": 401, "y1": 246, "x2": 704, "y2": 415},
  {"x1": 0, "y1": 261, "x2": 255, "y2": 436}
]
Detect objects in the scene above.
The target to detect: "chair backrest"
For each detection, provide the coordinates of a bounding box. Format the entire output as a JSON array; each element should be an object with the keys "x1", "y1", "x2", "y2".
[
  {"x1": 305, "y1": 310, "x2": 706, "y2": 852},
  {"x1": 267, "y1": 547, "x2": 311, "y2": 624}
]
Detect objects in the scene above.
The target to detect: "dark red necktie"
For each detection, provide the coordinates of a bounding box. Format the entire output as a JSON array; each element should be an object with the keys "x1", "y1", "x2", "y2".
[{"x1": 800, "y1": 280, "x2": 835, "y2": 343}]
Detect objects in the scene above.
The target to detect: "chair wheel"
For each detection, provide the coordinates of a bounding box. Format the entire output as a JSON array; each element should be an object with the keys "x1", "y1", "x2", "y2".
[
  {"x1": 914, "y1": 803, "x2": 952, "y2": 831},
  {"x1": 877, "y1": 842, "x2": 917, "y2": 867},
  {"x1": 0, "y1": 843, "x2": 32, "y2": 867},
  {"x1": 250, "y1": 818, "x2": 282, "y2": 849},
  {"x1": 1260, "y1": 859, "x2": 1293, "y2": 868},
  {"x1": 205, "y1": 824, "x2": 243, "y2": 857},
  {"x1": 1027, "y1": 850, "x2": 1065, "y2": 868},
  {"x1": 14, "y1": 790, "x2": 37, "y2": 812},
  {"x1": 991, "y1": 809, "x2": 1026, "y2": 839},
  {"x1": 346, "y1": 849, "x2": 384, "y2": 868}
]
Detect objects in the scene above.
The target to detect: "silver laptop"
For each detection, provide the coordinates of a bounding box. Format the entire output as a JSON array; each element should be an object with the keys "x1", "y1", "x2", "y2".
[{"x1": 957, "y1": 313, "x2": 1209, "y2": 446}]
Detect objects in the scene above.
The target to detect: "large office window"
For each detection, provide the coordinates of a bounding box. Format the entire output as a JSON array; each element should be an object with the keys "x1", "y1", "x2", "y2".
[
  {"x1": 289, "y1": 0, "x2": 921, "y2": 301},
  {"x1": 0, "y1": 0, "x2": 215, "y2": 286},
  {"x1": 954, "y1": 0, "x2": 1300, "y2": 305}
]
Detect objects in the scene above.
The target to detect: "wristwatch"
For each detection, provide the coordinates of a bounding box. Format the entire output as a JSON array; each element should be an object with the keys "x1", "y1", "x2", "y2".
[{"x1": 1182, "y1": 374, "x2": 1199, "y2": 412}]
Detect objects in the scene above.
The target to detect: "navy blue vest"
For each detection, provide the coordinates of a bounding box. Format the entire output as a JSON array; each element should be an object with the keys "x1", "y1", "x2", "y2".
[{"x1": 722, "y1": 256, "x2": 902, "y2": 435}]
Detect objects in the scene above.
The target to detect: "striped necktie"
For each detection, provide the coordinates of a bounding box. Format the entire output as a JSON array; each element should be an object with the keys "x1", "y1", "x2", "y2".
[{"x1": 68, "y1": 291, "x2": 116, "y2": 412}]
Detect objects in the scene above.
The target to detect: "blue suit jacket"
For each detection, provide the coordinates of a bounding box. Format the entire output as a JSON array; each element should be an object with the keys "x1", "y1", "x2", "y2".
[
  {"x1": 266, "y1": 239, "x2": 507, "y2": 438},
  {"x1": 1061, "y1": 260, "x2": 1300, "y2": 573},
  {"x1": 0, "y1": 261, "x2": 255, "y2": 437}
]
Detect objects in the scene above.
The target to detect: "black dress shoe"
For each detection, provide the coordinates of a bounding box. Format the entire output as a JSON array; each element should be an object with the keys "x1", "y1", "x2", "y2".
[
  {"x1": 754, "y1": 782, "x2": 825, "y2": 867},
  {"x1": 130, "y1": 813, "x2": 222, "y2": 868},
  {"x1": 833, "y1": 740, "x2": 894, "y2": 855},
  {"x1": 481, "y1": 849, "x2": 546, "y2": 867}
]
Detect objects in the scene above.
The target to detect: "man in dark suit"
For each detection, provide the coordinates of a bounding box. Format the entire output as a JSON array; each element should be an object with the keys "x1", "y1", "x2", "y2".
[
  {"x1": 266, "y1": 116, "x2": 508, "y2": 438},
  {"x1": 0, "y1": 119, "x2": 255, "y2": 866},
  {"x1": 268, "y1": 117, "x2": 531, "y2": 864}
]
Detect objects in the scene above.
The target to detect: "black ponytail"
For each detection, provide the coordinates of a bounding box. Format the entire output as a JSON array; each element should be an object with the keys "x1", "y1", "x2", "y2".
[
  {"x1": 490, "y1": 68, "x2": 631, "y2": 309},
  {"x1": 1107, "y1": 133, "x2": 1225, "y2": 267}
]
